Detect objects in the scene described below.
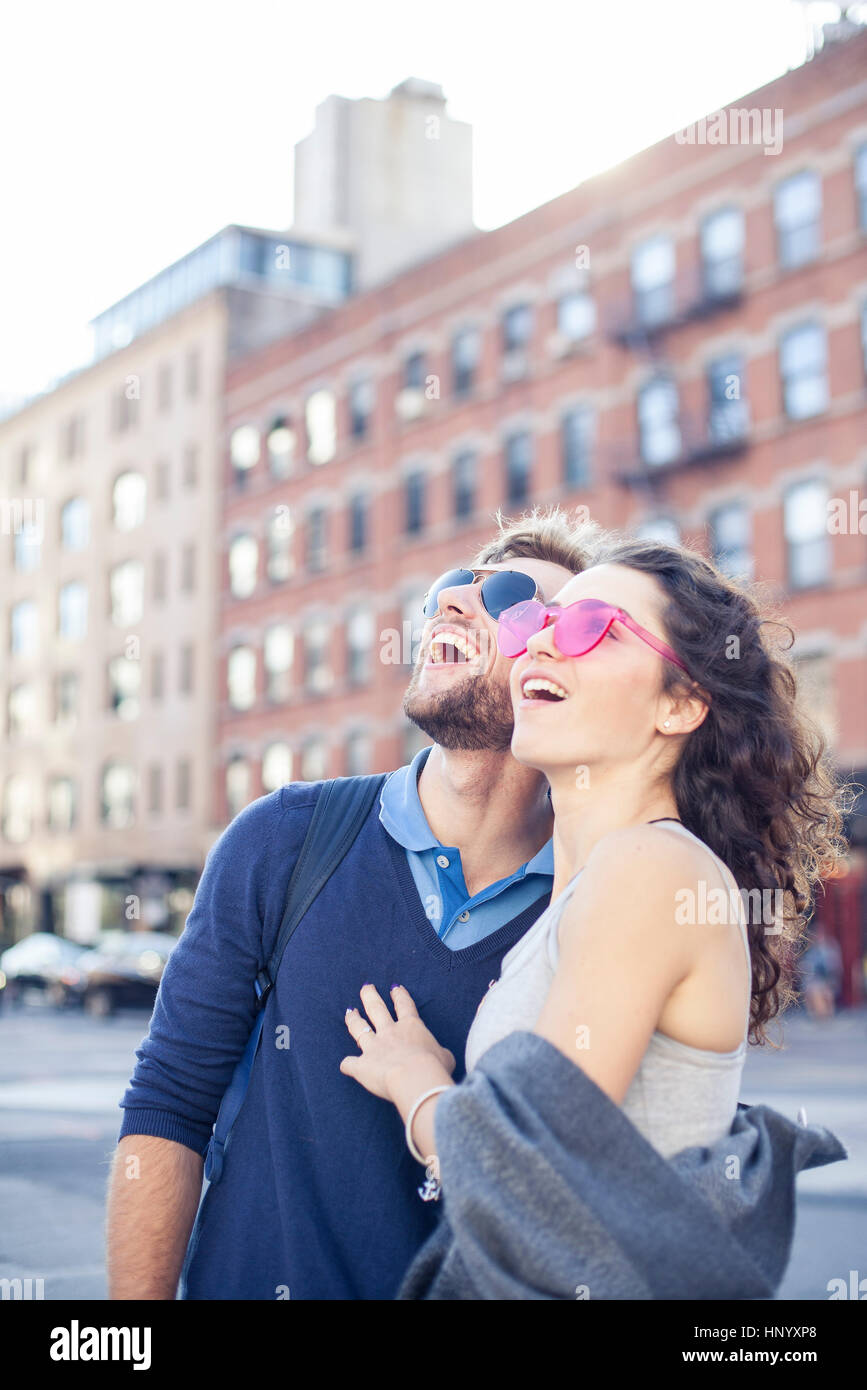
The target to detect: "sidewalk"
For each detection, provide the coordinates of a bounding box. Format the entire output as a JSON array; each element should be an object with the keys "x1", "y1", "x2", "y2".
[
  {"x1": 740, "y1": 1004, "x2": 867, "y2": 1199},
  {"x1": 739, "y1": 1004, "x2": 866, "y2": 1300}
]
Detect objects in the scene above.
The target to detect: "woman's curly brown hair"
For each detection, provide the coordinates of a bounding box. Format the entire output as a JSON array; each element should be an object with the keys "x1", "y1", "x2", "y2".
[{"x1": 596, "y1": 534, "x2": 855, "y2": 1045}]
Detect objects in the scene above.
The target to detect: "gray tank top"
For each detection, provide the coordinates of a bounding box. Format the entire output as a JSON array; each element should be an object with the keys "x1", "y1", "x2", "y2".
[{"x1": 464, "y1": 819, "x2": 752, "y2": 1159}]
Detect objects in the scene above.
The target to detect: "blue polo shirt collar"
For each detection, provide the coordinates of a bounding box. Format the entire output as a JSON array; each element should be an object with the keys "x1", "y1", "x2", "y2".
[{"x1": 380, "y1": 743, "x2": 554, "y2": 877}]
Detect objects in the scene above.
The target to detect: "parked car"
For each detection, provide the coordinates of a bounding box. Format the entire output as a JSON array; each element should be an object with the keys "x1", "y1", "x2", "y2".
[
  {"x1": 66, "y1": 930, "x2": 178, "y2": 1017},
  {"x1": 0, "y1": 932, "x2": 92, "y2": 1007}
]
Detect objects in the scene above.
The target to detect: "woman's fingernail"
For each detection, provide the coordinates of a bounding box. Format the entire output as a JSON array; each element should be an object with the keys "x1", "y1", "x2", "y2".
[
  {"x1": 361, "y1": 982, "x2": 372, "y2": 988},
  {"x1": 390, "y1": 984, "x2": 400, "y2": 991},
  {"x1": 345, "y1": 1007, "x2": 354, "y2": 1015}
]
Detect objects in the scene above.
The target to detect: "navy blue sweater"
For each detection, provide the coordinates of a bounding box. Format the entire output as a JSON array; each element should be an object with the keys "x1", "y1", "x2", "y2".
[{"x1": 118, "y1": 781, "x2": 551, "y2": 1300}]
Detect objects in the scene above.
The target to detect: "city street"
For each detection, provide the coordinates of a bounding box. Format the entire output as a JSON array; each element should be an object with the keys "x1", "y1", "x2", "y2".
[{"x1": 0, "y1": 996, "x2": 864, "y2": 1301}]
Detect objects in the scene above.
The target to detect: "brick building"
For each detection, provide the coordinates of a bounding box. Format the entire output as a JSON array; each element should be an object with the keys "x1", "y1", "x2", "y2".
[{"x1": 219, "y1": 31, "x2": 867, "y2": 997}]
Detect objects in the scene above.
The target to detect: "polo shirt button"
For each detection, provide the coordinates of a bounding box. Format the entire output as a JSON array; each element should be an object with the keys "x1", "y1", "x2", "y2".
[
  {"x1": 458, "y1": 910, "x2": 470, "y2": 922},
  {"x1": 436, "y1": 854, "x2": 450, "y2": 868}
]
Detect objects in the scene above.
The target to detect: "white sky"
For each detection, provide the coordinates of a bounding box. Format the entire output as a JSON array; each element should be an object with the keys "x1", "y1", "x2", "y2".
[{"x1": 0, "y1": 0, "x2": 841, "y2": 406}]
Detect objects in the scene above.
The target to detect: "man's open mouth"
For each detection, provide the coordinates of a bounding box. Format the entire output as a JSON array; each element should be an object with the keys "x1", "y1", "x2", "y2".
[{"x1": 427, "y1": 631, "x2": 479, "y2": 665}]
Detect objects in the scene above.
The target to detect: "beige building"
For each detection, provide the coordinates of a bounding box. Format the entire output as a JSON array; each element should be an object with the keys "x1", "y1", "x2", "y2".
[{"x1": 0, "y1": 231, "x2": 353, "y2": 942}]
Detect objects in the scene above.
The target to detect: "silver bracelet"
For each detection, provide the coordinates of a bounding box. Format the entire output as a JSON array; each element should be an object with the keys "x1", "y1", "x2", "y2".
[{"x1": 405, "y1": 1084, "x2": 451, "y2": 1165}]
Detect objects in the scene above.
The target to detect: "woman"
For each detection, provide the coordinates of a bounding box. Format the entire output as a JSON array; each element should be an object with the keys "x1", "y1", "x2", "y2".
[{"x1": 339, "y1": 539, "x2": 850, "y2": 1298}]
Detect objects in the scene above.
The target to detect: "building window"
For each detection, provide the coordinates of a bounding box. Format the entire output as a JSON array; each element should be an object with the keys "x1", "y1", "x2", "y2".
[
  {"x1": 2, "y1": 774, "x2": 33, "y2": 843},
  {"x1": 148, "y1": 764, "x2": 163, "y2": 815},
  {"x1": 183, "y1": 445, "x2": 198, "y2": 488},
  {"x1": 225, "y1": 756, "x2": 251, "y2": 819},
  {"x1": 452, "y1": 328, "x2": 480, "y2": 396},
  {"x1": 779, "y1": 322, "x2": 828, "y2": 420},
  {"x1": 502, "y1": 304, "x2": 533, "y2": 353},
  {"x1": 59, "y1": 581, "x2": 88, "y2": 641},
  {"x1": 8, "y1": 683, "x2": 36, "y2": 739},
  {"x1": 110, "y1": 388, "x2": 139, "y2": 433},
  {"x1": 700, "y1": 206, "x2": 744, "y2": 299},
  {"x1": 11, "y1": 599, "x2": 38, "y2": 655},
  {"x1": 112, "y1": 471, "x2": 146, "y2": 530},
  {"x1": 100, "y1": 762, "x2": 135, "y2": 828},
  {"x1": 306, "y1": 389, "x2": 337, "y2": 464},
  {"x1": 504, "y1": 431, "x2": 532, "y2": 505},
  {"x1": 634, "y1": 516, "x2": 681, "y2": 544},
  {"x1": 784, "y1": 480, "x2": 830, "y2": 590},
  {"x1": 300, "y1": 737, "x2": 327, "y2": 782},
  {"x1": 47, "y1": 776, "x2": 76, "y2": 832},
  {"x1": 707, "y1": 353, "x2": 748, "y2": 443},
  {"x1": 856, "y1": 143, "x2": 867, "y2": 230},
  {"x1": 562, "y1": 406, "x2": 594, "y2": 486},
  {"x1": 631, "y1": 235, "x2": 675, "y2": 327},
  {"x1": 405, "y1": 470, "x2": 425, "y2": 535},
  {"x1": 181, "y1": 542, "x2": 196, "y2": 593},
  {"x1": 349, "y1": 380, "x2": 374, "y2": 440},
  {"x1": 185, "y1": 348, "x2": 200, "y2": 397},
  {"x1": 54, "y1": 672, "x2": 79, "y2": 726},
  {"x1": 108, "y1": 655, "x2": 141, "y2": 720},
  {"x1": 306, "y1": 507, "x2": 327, "y2": 571},
  {"x1": 267, "y1": 418, "x2": 295, "y2": 478},
  {"x1": 346, "y1": 608, "x2": 374, "y2": 686},
  {"x1": 151, "y1": 650, "x2": 164, "y2": 700},
  {"x1": 709, "y1": 502, "x2": 753, "y2": 579},
  {"x1": 262, "y1": 742, "x2": 293, "y2": 793},
  {"x1": 63, "y1": 496, "x2": 91, "y2": 551},
  {"x1": 792, "y1": 651, "x2": 836, "y2": 748},
  {"x1": 152, "y1": 551, "x2": 167, "y2": 603},
  {"x1": 264, "y1": 623, "x2": 293, "y2": 702},
  {"x1": 638, "y1": 377, "x2": 681, "y2": 466},
  {"x1": 345, "y1": 730, "x2": 371, "y2": 776},
  {"x1": 404, "y1": 351, "x2": 426, "y2": 390},
  {"x1": 13, "y1": 518, "x2": 41, "y2": 572},
  {"x1": 155, "y1": 459, "x2": 170, "y2": 500},
  {"x1": 179, "y1": 643, "x2": 194, "y2": 694},
  {"x1": 264, "y1": 508, "x2": 293, "y2": 583},
  {"x1": 109, "y1": 561, "x2": 143, "y2": 627},
  {"x1": 396, "y1": 354, "x2": 428, "y2": 419},
  {"x1": 348, "y1": 493, "x2": 367, "y2": 553},
  {"x1": 229, "y1": 534, "x2": 259, "y2": 599},
  {"x1": 62, "y1": 414, "x2": 84, "y2": 459},
  {"x1": 228, "y1": 646, "x2": 257, "y2": 710},
  {"x1": 557, "y1": 291, "x2": 596, "y2": 343},
  {"x1": 230, "y1": 425, "x2": 260, "y2": 481},
  {"x1": 176, "y1": 758, "x2": 191, "y2": 811},
  {"x1": 157, "y1": 363, "x2": 173, "y2": 412},
  {"x1": 304, "y1": 620, "x2": 332, "y2": 695},
  {"x1": 453, "y1": 450, "x2": 476, "y2": 520},
  {"x1": 775, "y1": 170, "x2": 821, "y2": 269}
]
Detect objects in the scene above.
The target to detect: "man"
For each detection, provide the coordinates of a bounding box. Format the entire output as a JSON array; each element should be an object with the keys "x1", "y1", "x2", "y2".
[{"x1": 106, "y1": 505, "x2": 599, "y2": 1300}]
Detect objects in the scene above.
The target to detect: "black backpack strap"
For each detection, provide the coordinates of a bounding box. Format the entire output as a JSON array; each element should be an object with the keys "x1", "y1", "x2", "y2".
[
  {"x1": 254, "y1": 772, "x2": 387, "y2": 1006},
  {"x1": 201, "y1": 772, "x2": 387, "y2": 1186}
]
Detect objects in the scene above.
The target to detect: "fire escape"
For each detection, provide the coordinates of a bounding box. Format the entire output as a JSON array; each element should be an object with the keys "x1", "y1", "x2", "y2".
[{"x1": 604, "y1": 248, "x2": 751, "y2": 528}]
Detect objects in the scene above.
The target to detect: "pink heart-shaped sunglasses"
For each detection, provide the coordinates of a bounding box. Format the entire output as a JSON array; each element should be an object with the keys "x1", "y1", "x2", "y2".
[{"x1": 496, "y1": 597, "x2": 690, "y2": 674}]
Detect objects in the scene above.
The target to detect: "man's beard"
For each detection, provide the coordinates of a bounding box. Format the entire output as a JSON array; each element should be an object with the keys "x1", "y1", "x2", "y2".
[{"x1": 402, "y1": 661, "x2": 515, "y2": 751}]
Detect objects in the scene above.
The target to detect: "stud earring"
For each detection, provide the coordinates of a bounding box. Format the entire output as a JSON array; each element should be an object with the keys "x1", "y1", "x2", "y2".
[{"x1": 663, "y1": 719, "x2": 671, "y2": 728}]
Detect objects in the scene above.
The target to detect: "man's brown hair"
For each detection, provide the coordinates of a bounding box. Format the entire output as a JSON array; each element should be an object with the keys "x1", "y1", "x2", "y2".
[{"x1": 470, "y1": 503, "x2": 603, "y2": 576}]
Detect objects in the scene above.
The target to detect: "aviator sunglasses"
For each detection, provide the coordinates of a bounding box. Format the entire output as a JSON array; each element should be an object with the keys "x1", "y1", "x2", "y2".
[
  {"x1": 496, "y1": 597, "x2": 690, "y2": 673},
  {"x1": 422, "y1": 567, "x2": 541, "y2": 620}
]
